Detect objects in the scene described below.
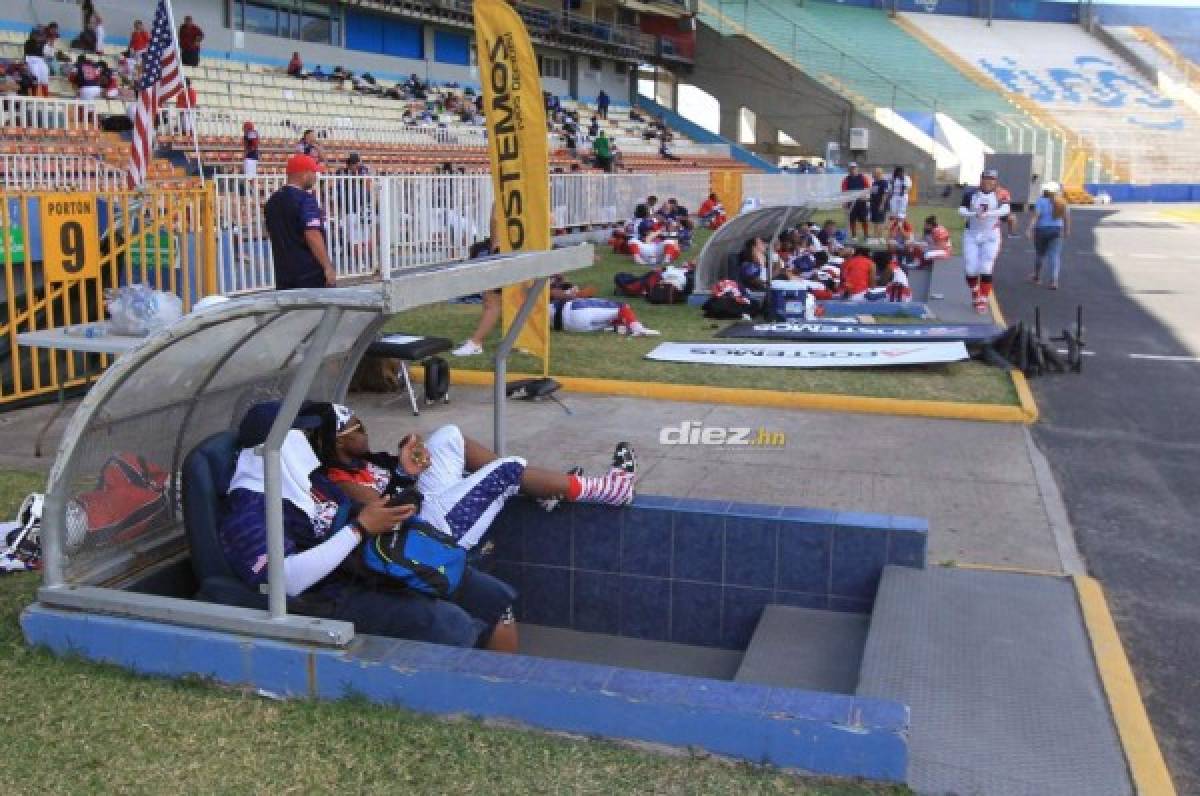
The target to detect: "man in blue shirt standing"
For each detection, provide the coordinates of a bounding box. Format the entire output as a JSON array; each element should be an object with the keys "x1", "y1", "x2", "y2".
[{"x1": 264, "y1": 154, "x2": 336, "y2": 289}]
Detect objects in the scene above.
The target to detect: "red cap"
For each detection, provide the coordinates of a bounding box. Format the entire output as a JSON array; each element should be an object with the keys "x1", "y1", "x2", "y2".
[{"x1": 286, "y1": 154, "x2": 320, "y2": 174}]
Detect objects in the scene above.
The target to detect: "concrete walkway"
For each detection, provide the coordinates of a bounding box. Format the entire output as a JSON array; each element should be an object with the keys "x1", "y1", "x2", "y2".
[{"x1": 1, "y1": 385, "x2": 1075, "y2": 574}]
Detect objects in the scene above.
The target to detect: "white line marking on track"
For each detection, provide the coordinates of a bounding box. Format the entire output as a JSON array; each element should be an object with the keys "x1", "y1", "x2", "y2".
[
  {"x1": 1055, "y1": 349, "x2": 1096, "y2": 357},
  {"x1": 1128, "y1": 353, "x2": 1200, "y2": 363}
]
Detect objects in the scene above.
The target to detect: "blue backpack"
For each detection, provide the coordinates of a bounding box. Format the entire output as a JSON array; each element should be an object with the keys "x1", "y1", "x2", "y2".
[{"x1": 362, "y1": 519, "x2": 466, "y2": 598}]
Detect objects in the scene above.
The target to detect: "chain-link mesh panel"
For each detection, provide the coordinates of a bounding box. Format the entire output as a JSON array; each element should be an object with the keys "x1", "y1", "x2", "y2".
[{"x1": 52, "y1": 302, "x2": 379, "y2": 585}]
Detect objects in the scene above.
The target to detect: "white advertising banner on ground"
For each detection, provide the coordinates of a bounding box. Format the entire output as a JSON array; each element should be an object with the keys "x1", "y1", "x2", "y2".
[{"x1": 644, "y1": 341, "x2": 970, "y2": 368}]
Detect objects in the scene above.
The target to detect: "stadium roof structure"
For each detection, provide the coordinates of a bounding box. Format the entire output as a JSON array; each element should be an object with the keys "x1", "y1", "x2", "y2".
[{"x1": 35, "y1": 246, "x2": 592, "y2": 645}]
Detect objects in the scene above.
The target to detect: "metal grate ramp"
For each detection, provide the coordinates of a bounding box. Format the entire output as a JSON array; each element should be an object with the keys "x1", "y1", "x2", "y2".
[
  {"x1": 734, "y1": 605, "x2": 869, "y2": 694},
  {"x1": 857, "y1": 566, "x2": 1132, "y2": 796}
]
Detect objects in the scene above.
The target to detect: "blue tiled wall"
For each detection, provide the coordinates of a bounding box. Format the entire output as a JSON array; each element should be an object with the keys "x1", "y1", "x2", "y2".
[{"x1": 488, "y1": 496, "x2": 928, "y2": 650}]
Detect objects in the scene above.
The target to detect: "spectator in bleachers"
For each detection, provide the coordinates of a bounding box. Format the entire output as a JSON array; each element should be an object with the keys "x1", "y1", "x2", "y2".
[
  {"x1": 117, "y1": 51, "x2": 137, "y2": 84},
  {"x1": 841, "y1": 162, "x2": 871, "y2": 240},
  {"x1": 287, "y1": 51, "x2": 304, "y2": 78},
  {"x1": 70, "y1": 25, "x2": 97, "y2": 54},
  {"x1": 888, "y1": 166, "x2": 911, "y2": 221},
  {"x1": 70, "y1": 54, "x2": 104, "y2": 101},
  {"x1": 90, "y1": 14, "x2": 106, "y2": 55},
  {"x1": 243, "y1": 121, "x2": 260, "y2": 177},
  {"x1": 309, "y1": 64, "x2": 327, "y2": 81},
  {"x1": 868, "y1": 167, "x2": 889, "y2": 240},
  {"x1": 176, "y1": 78, "x2": 198, "y2": 135},
  {"x1": 1026, "y1": 182, "x2": 1070, "y2": 289},
  {"x1": 129, "y1": 20, "x2": 150, "y2": 56},
  {"x1": 179, "y1": 16, "x2": 203, "y2": 68},
  {"x1": 597, "y1": 89, "x2": 610, "y2": 120},
  {"x1": 611, "y1": 143, "x2": 625, "y2": 171},
  {"x1": 23, "y1": 28, "x2": 50, "y2": 98},
  {"x1": 592, "y1": 130, "x2": 613, "y2": 173},
  {"x1": 659, "y1": 138, "x2": 680, "y2": 162},
  {"x1": 587, "y1": 115, "x2": 599, "y2": 138},
  {"x1": 265, "y1": 154, "x2": 336, "y2": 289},
  {"x1": 629, "y1": 108, "x2": 644, "y2": 123},
  {"x1": 297, "y1": 129, "x2": 321, "y2": 162},
  {"x1": 2, "y1": 62, "x2": 36, "y2": 97},
  {"x1": 331, "y1": 65, "x2": 350, "y2": 81}
]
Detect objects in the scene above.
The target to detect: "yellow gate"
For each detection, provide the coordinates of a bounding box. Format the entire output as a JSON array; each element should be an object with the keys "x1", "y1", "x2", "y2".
[{"x1": 1, "y1": 186, "x2": 217, "y2": 407}]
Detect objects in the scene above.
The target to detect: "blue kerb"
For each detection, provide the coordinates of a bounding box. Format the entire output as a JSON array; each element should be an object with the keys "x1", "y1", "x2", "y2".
[{"x1": 21, "y1": 605, "x2": 909, "y2": 781}]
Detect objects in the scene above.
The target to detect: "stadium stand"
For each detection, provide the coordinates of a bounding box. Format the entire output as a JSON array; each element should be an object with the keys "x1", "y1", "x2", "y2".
[
  {"x1": 697, "y1": 0, "x2": 1042, "y2": 153},
  {"x1": 909, "y1": 14, "x2": 1200, "y2": 184}
]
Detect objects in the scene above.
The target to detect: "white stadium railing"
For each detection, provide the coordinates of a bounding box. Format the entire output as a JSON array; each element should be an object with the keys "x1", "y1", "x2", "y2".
[
  {"x1": 0, "y1": 96, "x2": 101, "y2": 131},
  {"x1": 742, "y1": 173, "x2": 846, "y2": 206},
  {"x1": 212, "y1": 171, "x2": 713, "y2": 294},
  {"x1": 0, "y1": 153, "x2": 127, "y2": 191},
  {"x1": 161, "y1": 108, "x2": 490, "y2": 148}
]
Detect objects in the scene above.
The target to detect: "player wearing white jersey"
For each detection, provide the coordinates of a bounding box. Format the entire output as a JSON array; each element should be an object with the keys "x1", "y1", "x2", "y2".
[{"x1": 957, "y1": 169, "x2": 1011, "y2": 314}]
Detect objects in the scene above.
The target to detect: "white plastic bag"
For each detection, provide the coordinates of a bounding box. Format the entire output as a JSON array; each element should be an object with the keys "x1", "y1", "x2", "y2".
[{"x1": 104, "y1": 285, "x2": 183, "y2": 336}]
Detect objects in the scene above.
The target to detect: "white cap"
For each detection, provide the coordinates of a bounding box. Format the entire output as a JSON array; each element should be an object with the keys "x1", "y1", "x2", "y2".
[
  {"x1": 848, "y1": 162, "x2": 858, "y2": 168},
  {"x1": 1041, "y1": 181, "x2": 1061, "y2": 194}
]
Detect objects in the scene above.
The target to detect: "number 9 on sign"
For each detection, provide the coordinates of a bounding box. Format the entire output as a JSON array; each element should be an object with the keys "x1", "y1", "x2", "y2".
[{"x1": 40, "y1": 193, "x2": 101, "y2": 282}]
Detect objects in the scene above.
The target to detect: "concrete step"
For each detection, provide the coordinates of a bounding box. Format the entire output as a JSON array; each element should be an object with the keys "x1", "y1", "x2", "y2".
[
  {"x1": 518, "y1": 624, "x2": 743, "y2": 681},
  {"x1": 733, "y1": 605, "x2": 869, "y2": 694},
  {"x1": 856, "y1": 566, "x2": 1131, "y2": 796}
]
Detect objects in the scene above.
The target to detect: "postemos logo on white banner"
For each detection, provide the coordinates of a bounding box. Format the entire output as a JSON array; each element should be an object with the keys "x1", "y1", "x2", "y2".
[{"x1": 659, "y1": 421, "x2": 786, "y2": 448}]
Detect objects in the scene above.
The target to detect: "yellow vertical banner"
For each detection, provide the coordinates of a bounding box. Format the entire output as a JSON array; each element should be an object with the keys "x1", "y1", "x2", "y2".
[{"x1": 474, "y1": 0, "x2": 551, "y2": 374}]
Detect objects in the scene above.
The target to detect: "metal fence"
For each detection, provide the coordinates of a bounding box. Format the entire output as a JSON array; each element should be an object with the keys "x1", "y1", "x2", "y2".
[
  {"x1": 213, "y1": 171, "x2": 712, "y2": 293},
  {"x1": 1, "y1": 154, "x2": 127, "y2": 192},
  {"x1": 741, "y1": 173, "x2": 846, "y2": 206},
  {"x1": 0, "y1": 96, "x2": 101, "y2": 131},
  {"x1": 1, "y1": 187, "x2": 217, "y2": 406}
]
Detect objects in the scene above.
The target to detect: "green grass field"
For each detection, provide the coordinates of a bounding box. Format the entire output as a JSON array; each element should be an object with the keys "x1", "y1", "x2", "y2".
[
  {"x1": 0, "y1": 472, "x2": 906, "y2": 794},
  {"x1": 386, "y1": 205, "x2": 1016, "y2": 406}
]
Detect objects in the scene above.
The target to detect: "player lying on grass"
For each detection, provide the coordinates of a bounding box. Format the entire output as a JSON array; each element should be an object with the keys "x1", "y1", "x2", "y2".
[{"x1": 548, "y1": 275, "x2": 660, "y2": 336}]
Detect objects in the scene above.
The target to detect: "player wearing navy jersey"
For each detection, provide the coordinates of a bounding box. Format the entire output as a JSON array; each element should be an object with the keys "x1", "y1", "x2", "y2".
[{"x1": 957, "y1": 169, "x2": 1010, "y2": 313}]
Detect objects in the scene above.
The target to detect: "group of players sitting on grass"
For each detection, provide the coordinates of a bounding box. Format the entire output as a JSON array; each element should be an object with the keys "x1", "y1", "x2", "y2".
[
  {"x1": 217, "y1": 401, "x2": 637, "y2": 651},
  {"x1": 601, "y1": 192, "x2": 953, "y2": 320}
]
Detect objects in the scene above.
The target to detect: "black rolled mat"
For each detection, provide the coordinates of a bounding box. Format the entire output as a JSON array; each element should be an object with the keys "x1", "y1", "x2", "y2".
[{"x1": 715, "y1": 320, "x2": 1005, "y2": 344}]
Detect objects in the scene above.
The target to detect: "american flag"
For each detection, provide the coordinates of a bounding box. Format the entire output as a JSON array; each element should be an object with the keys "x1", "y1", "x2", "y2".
[{"x1": 127, "y1": 0, "x2": 184, "y2": 188}]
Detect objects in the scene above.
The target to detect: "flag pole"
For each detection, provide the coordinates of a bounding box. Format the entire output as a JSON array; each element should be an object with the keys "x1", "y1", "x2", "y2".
[{"x1": 160, "y1": 0, "x2": 205, "y2": 185}]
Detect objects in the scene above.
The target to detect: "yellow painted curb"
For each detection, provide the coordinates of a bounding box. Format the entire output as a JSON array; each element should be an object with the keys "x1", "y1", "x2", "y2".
[
  {"x1": 412, "y1": 366, "x2": 1030, "y2": 423},
  {"x1": 953, "y1": 562, "x2": 1066, "y2": 578},
  {"x1": 990, "y1": 295, "x2": 1040, "y2": 424},
  {"x1": 1074, "y1": 576, "x2": 1177, "y2": 796}
]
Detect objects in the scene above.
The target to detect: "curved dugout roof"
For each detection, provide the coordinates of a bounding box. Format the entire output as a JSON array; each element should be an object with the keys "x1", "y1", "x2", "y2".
[
  {"x1": 40, "y1": 246, "x2": 594, "y2": 592},
  {"x1": 694, "y1": 192, "x2": 865, "y2": 292}
]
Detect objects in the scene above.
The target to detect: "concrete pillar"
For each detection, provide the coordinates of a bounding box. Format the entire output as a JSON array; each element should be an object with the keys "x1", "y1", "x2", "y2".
[{"x1": 719, "y1": 104, "x2": 740, "y2": 142}]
